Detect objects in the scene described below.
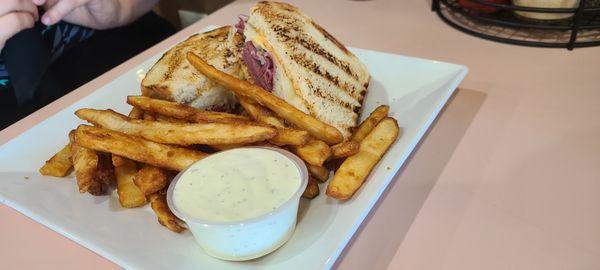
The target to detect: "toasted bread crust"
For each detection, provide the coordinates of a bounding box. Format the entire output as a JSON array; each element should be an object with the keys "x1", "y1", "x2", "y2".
[{"x1": 141, "y1": 85, "x2": 173, "y2": 101}]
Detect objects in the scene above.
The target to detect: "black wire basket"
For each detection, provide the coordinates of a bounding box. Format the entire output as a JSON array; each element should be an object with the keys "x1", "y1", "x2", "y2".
[{"x1": 432, "y1": 0, "x2": 600, "y2": 49}]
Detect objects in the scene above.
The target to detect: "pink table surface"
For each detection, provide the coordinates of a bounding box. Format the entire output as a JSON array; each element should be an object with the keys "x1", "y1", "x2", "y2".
[{"x1": 1, "y1": 0, "x2": 599, "y2": 269}]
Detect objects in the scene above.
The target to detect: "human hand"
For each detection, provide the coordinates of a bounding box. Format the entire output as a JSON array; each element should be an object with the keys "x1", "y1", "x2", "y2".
[
  {"x1": 0, "y1": 0, "x2": 39, "y2": 51},
  {"x1": 34, "y1": 0, "x2": 120, "y2": 30}
]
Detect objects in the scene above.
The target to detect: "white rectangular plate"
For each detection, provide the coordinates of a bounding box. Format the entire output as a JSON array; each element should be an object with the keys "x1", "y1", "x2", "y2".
[{"x1": 0, "y1": 27, "x2": 467, "y2": 269}]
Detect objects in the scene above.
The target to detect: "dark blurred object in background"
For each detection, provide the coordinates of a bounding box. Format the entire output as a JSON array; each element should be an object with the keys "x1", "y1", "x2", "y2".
[
  {"x1": 155, "y1": 0, "x2": 234, "y2": 29},
  {"x1": 457, "y1": 0, "x2": 510, "y2": 13}
]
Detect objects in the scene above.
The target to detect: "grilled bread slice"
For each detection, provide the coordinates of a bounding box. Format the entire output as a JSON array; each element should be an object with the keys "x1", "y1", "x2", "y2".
[
  {"x1": 243, "y1": 1, "x2": 371, "y2": 138},
  {"x1": 142, "y1": 26, "x2": 245, "y2": 111}
]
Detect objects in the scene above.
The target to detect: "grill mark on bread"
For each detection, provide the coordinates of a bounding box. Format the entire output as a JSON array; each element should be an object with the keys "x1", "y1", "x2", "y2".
[
  {"x1": 259, "y1": 1, "x2": 296, "y2": 12},
  {"x1": 290, "y1": 53, "x2": 362, "y2": 100},
  {"x1": 157, "y1": 28, "x2": 229, "y2": 82},
  {"x1": 222, "y1": 32, "x2": 244, "y2": 70},
  {"x1": 143, "y1": 26, "x2": 243, "y2": 109},
  {"x1": 256, "y1": 5, "x2": 360, "y2": 82},
  {"x1": 161, "y1": 43, "x2": 185, "y2": 82},
  {"x1": 295, "y1": 37, "x2": 358, "y2": 81},
  {"x1": 163, "y1": 54, "x2": 180, "y2": 81},
  {"x1": 221, "y1": 47, "x2": 239, "y2": 70},
  {"x1": 305, "y1": 79, "x2": 360, "y2": 136},
  {"x1": 255, "y1": 4, "x2": 364, "y2": 109},
  {"x1": 148, "y1": 27, "x2": 230, "y2": 81},
  {"x1": 309, "y1": 21, "x2": 350, "y2": 55},
  {"x1": 252, "y1": 1, "x2": 369, "y2": 136},
  {"x1": 304, "y1": 79, "x2": 357, "y2": 111}
]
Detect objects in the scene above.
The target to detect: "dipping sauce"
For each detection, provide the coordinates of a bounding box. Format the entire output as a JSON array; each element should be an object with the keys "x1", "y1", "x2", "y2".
[
  {"x1": 168, "y1": 147, "x2": 307, "y2": 261},
  {"x1": 173, "y1": 148, "x2": 301, "y2": 222}
]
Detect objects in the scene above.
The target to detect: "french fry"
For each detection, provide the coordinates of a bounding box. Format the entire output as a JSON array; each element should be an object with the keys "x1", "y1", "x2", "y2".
[
  {"x1": 149, "y1": 193, "x2": 185, "y2": 233},
  {"x1": 302, "y1": 177, "x2": 320, "y2": 199},
  {"x1": 238, "y1": 96, "x2": 285, "y2": 128},
  {"x1": 156, "y1": 114, "x2": 187, "y2": 123},
  {"x1": 69, "y1": 132, "x2": 103, "y2": 195},
  {"x1": 76, "y1": 109, "x2": 277, "y2": 146},
  {"x1": 268, "y1": 128, "x2": 310, "y2": 146},
  {"x1": 127, "y1": 95, "x2": 249, "y2": 124},
  {"x1": 74, "y1": 125, "x2": 207, "y2": 171},
  {"x1": 128, "y1": 107, "x2": 144, "y2": 119},
  {"x1": 351, "y1": 105, "x2": 389, "y2": 142},
  {"x1": 210, "y1": 141, "x2": 282, "y2": 152},
  {"x1": 254, "y1": 141, "x2": 277, "y2": 148},
  {"x1": 111, "y1": 155, "x2": 128, "y2": 167},
  {"x1": 239, "y1": 97, "x2": 310, "y2": 146},
  {"x1": 330, "y1": 140, "x2": 360, "y2": 160},
  {"x1": 307, "y1": 164, "x2": 329, "y2": 182},
  {"x1": 326, "y1": 118, "x2": 399, "y2": 200},
  {"x1": 113, "y1": 156, "x2": 146, "y2": 208},
  {"x1": 291, "y1": 138, "x2": 331, "y2": 167},
  {"x1": 143, "y1": 111, "x2": 156, "y2": 121},
  {"x1": 187, "y1": 52, "x2": 343, "y2": 145},
  {"x1": 39, "y1": 142, "x2": 73, "y2": 177},
  {"x1": 211, "y1": 143, "x2": 245, "y2": 151},
  {"x1": 94, "y1": 153, "x2": 116, "y2": 186},
  {"x1": 133, "y1": 165, "x2": 169, "y2": 196}
]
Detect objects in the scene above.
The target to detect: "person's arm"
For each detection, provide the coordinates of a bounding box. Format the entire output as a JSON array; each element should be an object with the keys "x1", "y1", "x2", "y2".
[
  {"x1": 34, "y1": 0, "x2": 160, "y2": 30},
  {"x1": 0, "y1": 0, "x2": 39, "y2": 51}
]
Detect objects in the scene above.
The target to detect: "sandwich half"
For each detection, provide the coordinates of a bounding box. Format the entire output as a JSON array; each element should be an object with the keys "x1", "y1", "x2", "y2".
[
  {"x1": 142, "y1": 26, "x2": 245, "y2": 111},
  {"x1": 237, "y1": 1, "x2": 371, "y2": 138}
]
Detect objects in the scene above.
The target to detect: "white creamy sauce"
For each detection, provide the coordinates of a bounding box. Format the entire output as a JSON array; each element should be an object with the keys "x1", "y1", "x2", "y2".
[{"x1": 173, "y1": 148, "x2": 301, "y2": 223}]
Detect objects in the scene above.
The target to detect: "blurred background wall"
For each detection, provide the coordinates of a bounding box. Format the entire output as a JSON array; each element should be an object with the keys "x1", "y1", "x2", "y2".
[{"x1": 154, "y1": 0, "x2": 235, "y2": 29}]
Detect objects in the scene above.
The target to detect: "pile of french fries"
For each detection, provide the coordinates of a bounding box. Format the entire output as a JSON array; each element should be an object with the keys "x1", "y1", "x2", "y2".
[{"x1": 39, "y1": 52, "x2": 399, "y2": 233}]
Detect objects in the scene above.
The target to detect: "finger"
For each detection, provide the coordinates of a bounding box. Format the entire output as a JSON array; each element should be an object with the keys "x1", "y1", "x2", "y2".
[
  {"x1": 41, "y1": 0, "x2": 87, "y2": 25},
  {"x1": 33, "y1": 0, "x2": 47, "y2": 6},
  {"x1": 0, "y1": 0, "x2": 39, "y2": 18},
  {"x1": 0, "y1": 12, "x2": 36, "y2": 47},
  {"x1": 24, "y1": 1, "x2": 40, "y2": 21}
]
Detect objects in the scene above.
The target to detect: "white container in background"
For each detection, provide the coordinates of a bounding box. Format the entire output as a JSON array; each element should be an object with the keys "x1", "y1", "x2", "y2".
[
  {"x1": 167, "y1": 147, "x2": 308, "y2": 261},
  {"x1": 513, "y1": 0, "x2": 580, "y2": 20}
]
